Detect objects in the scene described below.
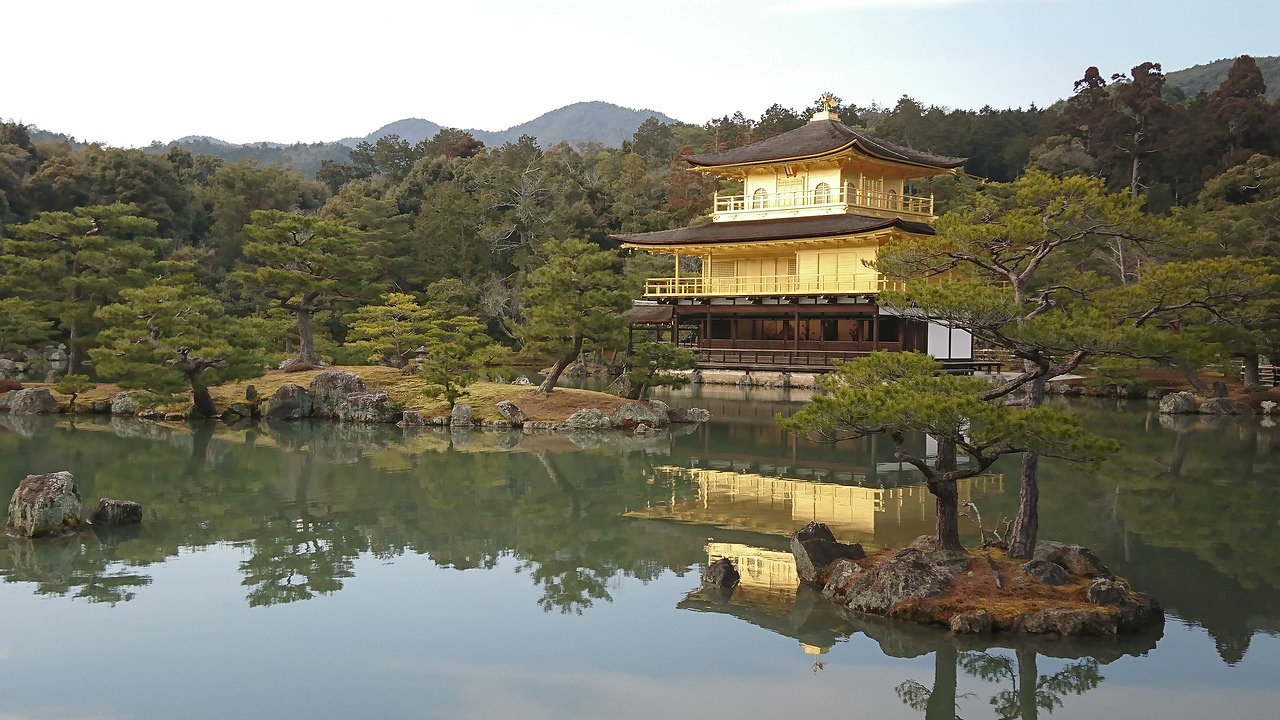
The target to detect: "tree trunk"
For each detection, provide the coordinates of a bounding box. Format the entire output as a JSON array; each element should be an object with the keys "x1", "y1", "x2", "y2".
[
  {"x1": 1008, "y1": 374, "x2": 1046, "y2": 559},
  {"x1": 538, "y1": 336, "x2": 582, "y2": 394},
  {"x1": 189, "y1": 377, "x2": 217, "y2": 418},
  {"x1": 1008, "y1": 450, "x2": 1040, "y2": 559},
  {"x1": 929, "y1": 437, "x2": 963, "y2": 551},
  {"x1": 1241, "y1": 354, "x2": 1261, "y2": 388},
  {"x1": 930, "y1": 478, "x2": 963, "y2": 552},
  {"x1": 296, "y1": 308, "x2": 319, "y2": 365},
  {"x1": 1183, "y1": 368, "x2": 1211, "y2": 395},
  {"x1": 67, "y1": 318, "x2": 82, "y2": 376}
]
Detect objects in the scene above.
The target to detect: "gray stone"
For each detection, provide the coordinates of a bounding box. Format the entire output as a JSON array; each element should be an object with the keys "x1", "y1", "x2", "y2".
[
  {"x1": 0, "y1": 358, "x2": 17, "y2": 377},
  {"x1": 647, "y1": 399, "x2": 670, "y2": 417},
  {"x1": 841, "y1": 546, "x2": 970, "y2": 616},
  {"x1": 564, "y1": 408, "x2": 611, "y2": 430},
  {"x1": 90, "y1": 400, "x2": 111, "y2": 414},
  {"x1": 5, "y1": 388, "x2": 56, "y2": 415},
  {"x1": 309, "y1": 370, "x2": 366, "y2": 418},
  {"x1": 264, "y1": 384, "x2": 311, "y2": 420},
  {"x1": 609, "y1": 402, "x2": 667, "y2": 429},
  {"x1": 6, "y1": 471, "x2": 82, "y2": 538},
  {"x1": 88, "y1": 498, "x2": 143, "y2": 526},
  {"x1": 335, "y1": 391, "x2": 401, "y2": 423},
  {"x1": 949, "y1": 609, "x2": 994, "y2": 634},
  {"x1": 511, "y1": 375, "x2": 532, "y2": 386},
  {"x1": 1033, "y1": 540, "x2": 1112, "y2": 578},
  {"x1": 1022, "y1": 559, "x2": 1070, "y2": 585},
  {"x1": 1087, "y1": 577, "x2": 1133, "y2": 605},
  {"x1": 523, "y1": 420, "x2": 565, "y2": 432},
  {"x1": 494, "y1": 400, "x2": 526, "y2": 425},
  {"x1": 399, "y1": 410, "x2": 425, "y2": 426},
  {"x1": 450, "y1": 404, "x2": 474, "y2": 427},
  {"x1": 1158, "y1": 391, "x2": 1197, "y2": 414},
  {"x1": 790, "y1": 521, "x2": 865, "y2": 585},
  {"x1": 0, "y1": 391, "x2": 11, "y2": 412},
  {"x1": 1016, "y1": 608, "x2": 1115, "y2": 636},
  {"x1": 111, "y1": 392, "x2": 142, "y2": 416},
  {"x1": 668, "y1": 407, "x2": 711, "y2": 424},
  {"x1": 820, "y1": 558, "x2": 864, "y2": 604},
  {"x1": 702, "y1": 558, "x2": 740, "y2": 589},
  {"x1": 1198, "y1": 397, "x2": 1252, "y2": 415},
  {"x1": 226, "y1": 402, "x2": 253, "y2": 418}
]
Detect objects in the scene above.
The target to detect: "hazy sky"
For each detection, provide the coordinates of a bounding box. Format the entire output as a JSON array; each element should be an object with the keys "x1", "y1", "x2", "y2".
[{"x1": 5, "y1": 0, "x2": 1277, "y2": 147}]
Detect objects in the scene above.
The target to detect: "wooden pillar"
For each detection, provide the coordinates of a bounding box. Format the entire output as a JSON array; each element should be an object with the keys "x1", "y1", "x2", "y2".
[{"x1": 871, "y1": 314, "x2": 879, "y2": 352}]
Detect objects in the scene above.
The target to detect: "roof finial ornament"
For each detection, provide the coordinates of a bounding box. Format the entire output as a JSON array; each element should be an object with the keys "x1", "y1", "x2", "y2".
[{"x1": 812, "y1": 92, "x2": 841, "y2": 122}]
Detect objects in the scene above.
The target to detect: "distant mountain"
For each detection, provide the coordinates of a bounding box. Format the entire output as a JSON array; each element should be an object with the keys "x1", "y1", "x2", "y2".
[
  {"x1": 1166, "y1": 55, "x2": 1280, "y2": 102},
  {"x1": 344, "y1": 101, "x2": 678, "y2": 149}
]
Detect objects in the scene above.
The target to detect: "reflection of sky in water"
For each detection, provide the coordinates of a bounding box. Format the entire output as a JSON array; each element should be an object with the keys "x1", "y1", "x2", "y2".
[{"x1": 2, "y1": 547, "x2": 1278, "y2": 719}]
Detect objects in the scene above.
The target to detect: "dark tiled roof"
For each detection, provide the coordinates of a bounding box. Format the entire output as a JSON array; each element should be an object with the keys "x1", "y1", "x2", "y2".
[
  {"x1": 615, "y1": 214, "x2": 934, "y2": 247},
  {"x1": 687, "y1": 119, "x2": 966, "y2": 170},
  {"x1": 624, "y1": 304, "x2": 674, "y2": 324}
]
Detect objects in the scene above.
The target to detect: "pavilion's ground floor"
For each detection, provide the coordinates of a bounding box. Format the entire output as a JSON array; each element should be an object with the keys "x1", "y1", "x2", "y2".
[{"x1": 627, "y1": 298, "x2": 985, "y2": 373}]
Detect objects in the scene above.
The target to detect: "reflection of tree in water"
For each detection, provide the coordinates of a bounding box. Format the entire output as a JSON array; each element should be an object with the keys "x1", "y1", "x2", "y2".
[
  {"x1": 1031, "y1": 405, "x2": 1280, "y2": 666},
  {"x1": 896, "y1": 647, "x2": 1102, "y2": 720},
  {"x1": 239, "y1": 451, "x2": 365, "y2": 607}
]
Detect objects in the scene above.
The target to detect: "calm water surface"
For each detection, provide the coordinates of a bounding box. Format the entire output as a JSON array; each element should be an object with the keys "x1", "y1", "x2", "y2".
[{"x1": 1, "y1": 387, "x2": 1277, "y2": 719}]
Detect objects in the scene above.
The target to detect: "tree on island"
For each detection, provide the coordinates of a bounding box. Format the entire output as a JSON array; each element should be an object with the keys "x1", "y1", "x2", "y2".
[
  {"x1": 233, "y1": 210, "x2": 377, "y2": 367},
  {"x1": 54, "y1": 374, "x2": 95, "y2": 413},
  {"x1": 418, "y1": 314, "x2": 509, "y2": 409},
  {"x1": 780, "y1": 352, "x2": 1117, "y2": 552},
  {"x1": 517, "y1": 238, "x2": 630, "y2": 394},
  {"x1": 90, "y1": 273, "x2": 273, "y2": 417},
  {"x1": 619, "y1": 341, "x2": 699, "y2": 400},
  {"x1": 876, "y1": 171, "x2": 1274, "y2": 557},
  {"x1": 344, "y1": 292, "x2": 435, "y2": 367}
]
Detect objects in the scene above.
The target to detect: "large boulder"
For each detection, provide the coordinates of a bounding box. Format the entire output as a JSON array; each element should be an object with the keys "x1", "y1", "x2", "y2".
[
  {"x1": 840, "y1": 545, "x2": 970, "y2": 616},
  {"x1": 1087, "y1": 577, "x2": 1133, "y2": 605},
  {"x1": 668, "y1": 407, "x2": 712, "y2": 424},
  {"x1": 950, "y1": 609, "x2": 994, "y2": 634},
  {"x1": 1198, "y1": 397, "x2": 1252, "y2": 415},
  {"x1": 309, "y1": 370, "x2": 366, "y2": 419},
  {"x1": 609, "y1": 402, "x2": 667, "y2": 429},
  {"x1": 0, "y1": 391, "x2": 11, "y2": 412},
  {"x1": 1021, "y1": 559, "x2": 1070, "y2": 585},
  {"x1": 335, "y1": 391, "x2": 401, "y2": 423},
  {"x1": 495, "y1": 400, "x2": 526, "y2": 425},
  {"x1": 1016, "y1": 608, "x2": 1115, "y2": 636},
  {"x1": 6, "y1": 471, "x2": 82, "y2": 538},
  {"x1": 790, "y1": 521, "x2": 865, "y2": 585},
  {"x1": 5, "y1": 388, "x2": 56, "y2": 415},
  {"x1": 1158, "y1": 391, "x2": 1197, "y2": 414},
  {"x1": 111, "y1": 391, "x2": 143, "y2": 416},
  {"x1": 264, "y1": 383, "x2": 312, "y2": 421},
  {"x1": 1033, "y1": 540, "x2": 1112, "y2": 578},
  {"x1": 564, "y1": 408, "x2": 611, "y2": 430},
  {"x1": 88, "y1": 498, "x2": 143, "y2": 526},
  {"x1": 450, "y1": 404, "x2": 474, "y2": 427}
]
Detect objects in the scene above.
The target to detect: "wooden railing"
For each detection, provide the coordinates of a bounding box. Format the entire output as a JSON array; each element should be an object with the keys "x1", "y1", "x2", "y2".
[
  {"x1": 713, "y1": 183, "x2": 933, "y2": 220},
  {"x1": 643, "y1": 274, "x2": 907, "y2": 297}
]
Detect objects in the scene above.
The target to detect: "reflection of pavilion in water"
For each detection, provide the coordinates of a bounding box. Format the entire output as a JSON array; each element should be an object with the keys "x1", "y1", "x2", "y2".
[{"x1": 633, "y1": 465, "x2": 1003, "y2": 549}]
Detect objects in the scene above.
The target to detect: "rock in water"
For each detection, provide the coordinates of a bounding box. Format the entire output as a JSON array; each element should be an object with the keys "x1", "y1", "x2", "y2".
[
  {"x1": 399, "y1": 410, "x2": 425, "y2": 427},
  {"x1": 309, "y1": 370, "x2": 366, "y2": 418},
  {"x1": 6, "y1": 471, "x2": 82, "y2": 537},
  {"x1": 494, "y1": 400, "x2": 526, "y2": 425},
  {"x1": 950, "y1": 609, "x2": 994, "y2": 634},
  {"x1": 264, "y1": 384, "x2": 312, "y2": 420},
  {"x1": 89, "y1": 498, "x2": 143, "y2": 526},
  {"x1": 790, "y1": 521, "x2": 865, "y2": 585},
  {"x1": 5, "y1": 388, "x2": 56, "y2": 415},
  {"x1": 702, "y1": 558, "x2": 740, "y2": 589},
  {"x1": 1033, "y1": 541, "x2": 1112, "y2": 578},
  {"x1": 450, "y1": 404, "x2": 474, "y2": 427},
  {"x1": 1158, "y1": 391, "x2": 1197, "y2": 414},
  {"x1": 564, "y1": 408, "x2": 611, "y2": 430},
  {"x1": 668, "y1": 407, "x2": 711, "y2": 424},
  {"x1": 335, "y1": 391, "x2": 401, "y2": 423},
  {"x1": 609, "y1": 402, "x2": 667, "y2": 429},
  {"x1": 111, "y1": 391, "x2": 141, "y2": 416},
  {"x1": 840, "y1": 545, "x2": 969, "y2": 616}
]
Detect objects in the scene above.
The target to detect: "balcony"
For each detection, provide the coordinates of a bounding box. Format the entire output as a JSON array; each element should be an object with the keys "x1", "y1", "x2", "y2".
[
  {"x1": 713, "y1": 184, "x2": 933, "y2": 222},
  {"x1": 642, "y1": 274, "x2": 907, "y2": 298}
]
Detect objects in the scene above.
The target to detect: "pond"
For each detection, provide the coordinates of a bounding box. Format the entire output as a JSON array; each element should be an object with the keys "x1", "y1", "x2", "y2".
[{"x1": 1, "y1": 387, "x2": 1277, "y2": 719}]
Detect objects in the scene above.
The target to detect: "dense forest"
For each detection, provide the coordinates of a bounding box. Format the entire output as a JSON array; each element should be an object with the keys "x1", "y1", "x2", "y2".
[{"x1": 2, "y1": 55, "x2": 1279, "y2": 407}]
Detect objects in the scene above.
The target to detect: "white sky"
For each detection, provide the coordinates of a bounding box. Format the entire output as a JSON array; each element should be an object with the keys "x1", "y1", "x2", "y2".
[{"x1": 4, "y1": 0, "x2": 1277, "y2": 147}]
